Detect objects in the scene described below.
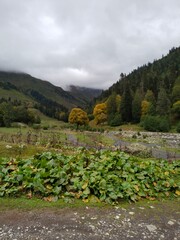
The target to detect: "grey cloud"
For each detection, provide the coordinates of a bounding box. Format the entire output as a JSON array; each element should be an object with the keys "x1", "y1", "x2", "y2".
[{"x1": 0, "y1": 0, "x2": 180, "y2": 89}]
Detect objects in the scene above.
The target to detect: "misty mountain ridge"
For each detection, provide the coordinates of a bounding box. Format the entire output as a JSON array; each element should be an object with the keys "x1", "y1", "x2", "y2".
[
  {"x1": 67, "y1": 85, "x2": 102, "y2": 103},
  {"x1": 0, "y1": 71, "x2": 102, "y2": 107}
]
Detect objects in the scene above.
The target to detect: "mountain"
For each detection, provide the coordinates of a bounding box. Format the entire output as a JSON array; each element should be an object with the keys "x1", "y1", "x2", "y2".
[
  {"x1": 0, "y1": 71, "x2": 102, "y2": 121},
  {"x1": 99, "y1": 47, "x2": 180, "y2": 100},
  {"x1": 95, "y1": 46, "x2": 180, "y2": 125},
  {"x1": 68, "y1": 85, "x2": 102, "y2": 103},
  {"x1": 0, "y1": 71, "x2": 84, "y2": 109}
]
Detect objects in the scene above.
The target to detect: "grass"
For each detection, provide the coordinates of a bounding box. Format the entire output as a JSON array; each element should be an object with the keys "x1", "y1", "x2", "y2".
[
  {"x1": 0, "y1": 197, "x2": 107, "y2": 211},
  {"x1": 0, "y1": 142, "x2": 46, "y2": 159},
  {"x1": 0, "y1": 124, "x2": 179, "y2": 159},
  {"x1": 29, "y1": 108, "x2": 66, "y2": 128},
  {"x1": 0, "y1": 127, "x2": 30, "y2": 134},
  {"x1": 0, "y1": 88, "x2": 33, "y2": 102},
  {"x1": 0, "y1": 195, "x2": 179, "y2": 212},
  {"x1": 99, "y1": 123, "x2": 144, "y2": 132}
]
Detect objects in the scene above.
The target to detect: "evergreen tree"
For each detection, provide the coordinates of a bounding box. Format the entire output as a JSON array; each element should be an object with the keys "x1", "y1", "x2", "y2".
[
  {"x1": 156, "y1": 88, "x2": 171, "y2": 116},
  {"x1": 132, "y1": 88, "x2": 143, "y2": 123},
  {"x1": 106, "y1": 92, "x2": 117, "y2": 115},
  {"x1": 172, "y1": 77, "x2": 180, "y2": 103},
  {"x1": 120, "y1": 82, "x2": 132, "y2": 122},
  {"x1": 144, "y1": 90, "x2": 156, "y2": 115}
]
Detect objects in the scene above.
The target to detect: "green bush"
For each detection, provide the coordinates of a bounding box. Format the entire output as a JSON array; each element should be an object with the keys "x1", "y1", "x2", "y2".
[
  {"x1": 110, "y1": 113, "x2": 122, "y2": 127},
  {"x1": 108, "y1": 113, "x2": 122, "y2": 126},
  {"x1": 88, "y1": 114, "x2": 94, "y2": 121},
  {"x1": 142, "y1": 115, "x2": 170, "y2": 132},
  {"x1": 158, "y1": 118, "x2": 170, "y2": 132},
  {"x1": 32, "y1": 124, "x2": 41, "y2": 130}
]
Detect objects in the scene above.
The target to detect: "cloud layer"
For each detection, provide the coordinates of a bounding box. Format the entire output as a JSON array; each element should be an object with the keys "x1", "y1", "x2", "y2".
[{"x1": 0, "y1": 0, "x2": 180, "y2": 89}]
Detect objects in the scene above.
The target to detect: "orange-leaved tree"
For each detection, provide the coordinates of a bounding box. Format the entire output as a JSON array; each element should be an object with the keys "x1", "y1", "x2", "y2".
[
  {"x1": 93, "y1": 103, "x2": 107, "y2": 124},
  {"x1": 68, "y1": 108, "x2": 89, "y2": 128}
]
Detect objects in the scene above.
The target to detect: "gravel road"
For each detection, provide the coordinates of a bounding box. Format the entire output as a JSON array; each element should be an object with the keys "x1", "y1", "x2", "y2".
[{"x1": 0, "y1": 200, "x2": 179, "y2": 240}]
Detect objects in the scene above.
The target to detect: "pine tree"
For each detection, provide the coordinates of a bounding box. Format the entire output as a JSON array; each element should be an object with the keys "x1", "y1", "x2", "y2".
[
  {"x1": 106, "y1": 92, "x2": 117, "y2": 115},
  {"x1": 120, "y1": 82, "x2": 132, "y2": 122},
  {"x1": 132, "y1": 88, "x2": 144, "y2": 122},
  {"x1": 144, "y1": 90, "x2": 156, "y2": 115},
  {"x1": 156, "y1": 88, "x2": 171, "y2": 116}
]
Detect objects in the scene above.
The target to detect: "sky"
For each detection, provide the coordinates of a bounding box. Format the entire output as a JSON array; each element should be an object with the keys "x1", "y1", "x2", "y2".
[{"x1": 0, "y1": 0, "x2": 180, "y2": 90}]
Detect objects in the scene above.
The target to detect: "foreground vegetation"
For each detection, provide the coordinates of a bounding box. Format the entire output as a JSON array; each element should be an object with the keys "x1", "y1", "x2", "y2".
[{"x1": 0, "y1": 149, "x2": 179, "y2": 204}]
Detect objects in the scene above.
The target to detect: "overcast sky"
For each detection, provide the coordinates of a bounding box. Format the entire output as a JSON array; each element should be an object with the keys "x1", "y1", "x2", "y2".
[{"x1": 0, "y1": 0, "x2": 180, "y2": 90}]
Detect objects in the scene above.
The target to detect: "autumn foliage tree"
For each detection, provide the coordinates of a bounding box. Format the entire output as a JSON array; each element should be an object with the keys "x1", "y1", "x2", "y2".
[
  {"x1": 68, "y1": 108, "x2": 89, "y2": 128},
  {"x1": 141, "y1": 100, "x2": 150, "y2": 116},
  {"x1": 93, "y1": 103, "x2": 107, "y2": 124}
]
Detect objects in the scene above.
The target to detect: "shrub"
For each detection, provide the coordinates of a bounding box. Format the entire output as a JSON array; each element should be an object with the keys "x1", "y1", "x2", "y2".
[
  {"x1": 142, "y1": 115, "x2": 170, "y2": 132},
  {"x1": 108, "y1": 113, "x2": 122, "y2": 126},
  {"x1": 42, "y1": 125, "x2": 49, "y2": 130},
  {"x1": 0, "y1": 150, "x2": 179, "y2": 203},
  {"x1": 158, "y1": 118, "x2": 170, "y2": 132},
  {"x1": 32, "y1": 124, "x2": 41, "y2": 130},
  {"x1": 88, "y1": 114, "x2": 94, "y2": 121},
  {"x1": 176, "y1": 122, "x2": 180, "y2": 133},
  {"x1": 142, "y1": 115, "x2": 160, "y2": 131}
]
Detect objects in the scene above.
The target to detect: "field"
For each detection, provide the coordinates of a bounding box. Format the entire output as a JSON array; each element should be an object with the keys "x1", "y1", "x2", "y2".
[
  {"x1": 0, "y1": 119, "x2": 180, "y2": 203},
  {"x1": 0, "y1": 120, "x2": 179, "y2": 160},
  {"x1": 0, "y1": 118, "x2": 179, "y2": 240}
]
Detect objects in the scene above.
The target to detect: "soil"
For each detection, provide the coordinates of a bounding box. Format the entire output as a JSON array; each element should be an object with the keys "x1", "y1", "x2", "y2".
[{"x1": 0, "y1": 200, "x2": 179, "y2": 240}]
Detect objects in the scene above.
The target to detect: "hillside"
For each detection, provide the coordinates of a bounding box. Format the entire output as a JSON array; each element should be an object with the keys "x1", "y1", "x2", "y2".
[
  {"x1": 94, "y1": 47, "x2": 180, "y2": 128},
  {"x1": 0, "y1": 71, "x2": 103, "y2": 123},
  {"x1": 99, "y1": 47, "x2": 180, "y2": 99},
  {"x1": 0, "y1": 71, "x2": 83, "y2": 109},
  {"x1": 68, "y1": 85, "x2": 102, "y2": 103}
]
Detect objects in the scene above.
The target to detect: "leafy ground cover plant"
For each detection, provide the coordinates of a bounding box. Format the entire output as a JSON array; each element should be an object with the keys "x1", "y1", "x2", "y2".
[{"x1": 0, "y1": 149, "x2": 179, "y2": 203}]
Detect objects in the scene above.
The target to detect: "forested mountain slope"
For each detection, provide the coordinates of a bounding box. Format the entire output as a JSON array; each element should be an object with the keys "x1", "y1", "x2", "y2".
[
  {"x1": 94, "y1": 47, "x2": 180, "y2": 128},
  {"x1": 0, "y1": 71, "x2": 83, "y2": 109},
  {"x1": 0, "y1": 71, "x2": 98, "y2": 124}
]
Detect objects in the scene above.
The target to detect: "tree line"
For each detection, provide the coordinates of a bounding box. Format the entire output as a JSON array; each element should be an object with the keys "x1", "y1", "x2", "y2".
[
  {"x1": 0, "y1": 98, "x2": 40, "y2": 127},
  {"x1": 68, "y1": 47, "x2": 180, "y2": 132}
]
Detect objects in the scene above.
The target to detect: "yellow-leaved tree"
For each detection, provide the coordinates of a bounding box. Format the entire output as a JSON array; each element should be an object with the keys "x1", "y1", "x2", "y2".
[
  {"x1": 141, "y1": 100, "x2": 150, "y2": 116},
  {"x1": 68, "y1": 108, "x2": 89, "y2": 128},
  {"x1": 93, "y1": 103, "x2": 107, "y2": 124}
]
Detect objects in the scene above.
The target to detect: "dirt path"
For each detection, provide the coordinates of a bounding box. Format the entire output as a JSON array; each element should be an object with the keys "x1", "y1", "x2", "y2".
[{"x1": 0, "y1": 200, "x2": 179, "y2": 240}]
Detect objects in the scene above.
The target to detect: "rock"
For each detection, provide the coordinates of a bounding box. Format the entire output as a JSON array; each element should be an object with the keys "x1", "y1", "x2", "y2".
[
  {"x1": 146, "y1": 224, "x2": 157, "y2": 232},
  {"x1": 168, "y1": 220, "x2": 175, "y2": 226}
]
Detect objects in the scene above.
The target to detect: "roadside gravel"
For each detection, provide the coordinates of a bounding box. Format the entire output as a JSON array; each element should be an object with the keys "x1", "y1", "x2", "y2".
[{"x1": 0, "y1": 200, "x2": 179, "y2": 240}]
